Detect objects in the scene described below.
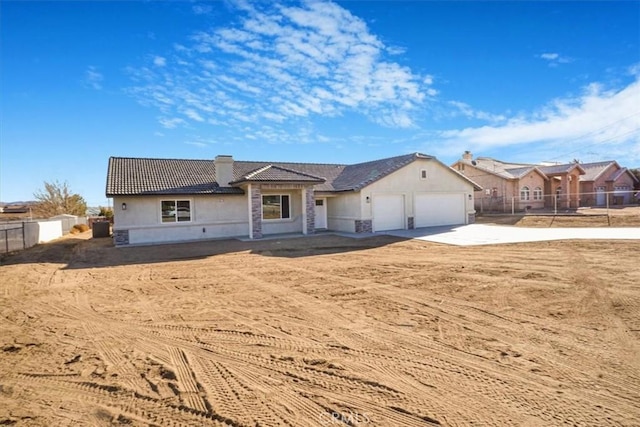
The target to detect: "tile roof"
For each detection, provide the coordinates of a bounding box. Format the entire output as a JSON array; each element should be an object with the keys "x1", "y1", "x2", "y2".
[
  {"x1": 232, "y1": 165, "x2": 326, "y2": 184},
  {"x1": 334, "y1": 153, "x2": 430, "y2": 191},
  {"x1": 457, "y1": 157, "x2": 539, "y2": 180},
  {"x1": 106, "y1": 157, "x2": 244, "y2": 196},
  {"x1": 577, "y1": 161, "x2": 617, "y2": 181},
  {"x1": 106, "y1": 153, "x2": 477, "y2": 196},
  {"x1": 538, "y1": 163, "x2": 585, "y2": 175}
]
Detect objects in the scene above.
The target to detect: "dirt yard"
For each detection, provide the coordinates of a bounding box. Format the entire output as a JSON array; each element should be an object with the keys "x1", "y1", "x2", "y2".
[{"x1": 1, "y1": 222, "x2": 639, "y2": 425}]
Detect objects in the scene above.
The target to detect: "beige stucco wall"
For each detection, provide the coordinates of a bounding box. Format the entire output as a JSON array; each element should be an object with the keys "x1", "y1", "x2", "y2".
[
  {"x1": 326, "y1": 192, "x2": 361, "y2": 233},
  {"x1": 580, "y1": 166, "x2": 636, "y2": 206},
  {"x1": 453, "y1": 163, "x2": 547, "y2": 212},
  {"x1": 113, "y1": 195, "x2": 249, "y2": 245},
  {"x1": 516, "y1": 171, "x2": 546, "y2": 210},
  {"x1": 360, "y1": 159, "x2": 475, "y2": 224}
]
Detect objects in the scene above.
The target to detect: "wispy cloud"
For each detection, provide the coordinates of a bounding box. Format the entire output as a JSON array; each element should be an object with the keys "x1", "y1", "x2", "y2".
[
  {"x1": 447, "y1": 101, "x2": 506, "y2": 123},
  {"x1": 159, "y1": 117, "x2": 186, "y2": 129},
  {"x1": 153, "y1": 56, "x2": 166, "y2": 67},
  {"x1": 431, "y1": 73, "x2": 640, "y2": 163},
  {"x1": 84, "y1": 66, "x2": 103, "y2": 90},
  {"x1": 127, "y1": 0, "x2": 430, "y2": 136},
  {"x1": 192, "y1": 4, "x2": 213, "y2": 15},
  {"x1": 538, "y1": 52, "x2": 573, "y2": 67}
]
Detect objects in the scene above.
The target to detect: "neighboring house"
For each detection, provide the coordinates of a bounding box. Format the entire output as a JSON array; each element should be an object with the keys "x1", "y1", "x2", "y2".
[
  {"x1": 537, "y1": 162, "x2": 585, "y2": 209},
  {"x1": 105, "y1": 153, "x2": 481, "y2": 246},
  {"x1": 453, "y1": 152, "x2": 639, "y2": 211},
  {"x1": 451, "y1": 152, "x2": 548, "y2": 212},
  {"x1": 578, "y1": 161, "x2": 639, "y2": 206}
]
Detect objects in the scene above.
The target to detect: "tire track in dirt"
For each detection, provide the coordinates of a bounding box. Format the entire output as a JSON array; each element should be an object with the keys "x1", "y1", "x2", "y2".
[
  {"x1": 239, "y1": 255, "x2": 639, "y2": 426},
  {"x1": 167, "y1": 347, "x2": 209, "y2": 414},
  {"x1": 10, "y1": 372, "x2": 238, "y2": 426}
]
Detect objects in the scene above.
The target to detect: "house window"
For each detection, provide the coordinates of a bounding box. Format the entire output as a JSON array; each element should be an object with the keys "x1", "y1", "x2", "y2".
[
  {"x1": 161, "y1": 200, "x2": 191, "y2": 223},
  {"x1": 485, "y1": 189, "x2": 491, "y2": 195},
  {"x1": 420, "y1": 169, "x2": 427, "y2": 179},
  {"x1": 533, "y1": 187, "x2": 543, "y2": 201},
  {"x1": 520, "y1": 186, "x2": 530, "y2": 201},
  {"x1": 262, "y1": 195, "x2": 290, "y2": 220}
]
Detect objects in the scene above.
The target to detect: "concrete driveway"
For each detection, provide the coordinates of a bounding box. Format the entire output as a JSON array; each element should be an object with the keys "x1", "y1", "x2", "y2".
[{"x1": 384, "y1": 224, "x2": 640, "y2": 246}]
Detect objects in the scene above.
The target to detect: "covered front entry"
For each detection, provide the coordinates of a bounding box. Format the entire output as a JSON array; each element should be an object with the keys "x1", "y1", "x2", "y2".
[
  {"x1": 372, "y1": 194, "x2": 405, "y2": 232},
  {"x1": 414, "y1": 193, "x2": 466, "y2": 227}
]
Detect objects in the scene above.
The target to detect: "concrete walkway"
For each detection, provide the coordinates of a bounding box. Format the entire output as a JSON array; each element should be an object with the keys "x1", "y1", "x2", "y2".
[{"x1": 384, "y1": 224, "x2": 640, "y2": 246}]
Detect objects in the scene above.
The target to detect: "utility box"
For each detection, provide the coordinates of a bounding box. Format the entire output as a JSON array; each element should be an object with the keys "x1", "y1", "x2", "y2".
[{"x1": 92, "y1": 221, "x2": 110, "y2": 238}]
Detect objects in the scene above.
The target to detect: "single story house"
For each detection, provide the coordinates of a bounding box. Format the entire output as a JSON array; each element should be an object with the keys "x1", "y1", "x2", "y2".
[
  {"x1": 453, "y1": 152, "x2": 638, "y2": 211},
  {"x1": 537, "y1": 162, "x2": 585, "y2": 209},
  {"x1": 106, "y1": 152, "x2": 481, "y2": 246},
  {"x1": 451, "y1": 152, "x2": 549, "y2": 212},
  {"x1": 578, "y1": 161, "x2": 639, "y2": 206}
]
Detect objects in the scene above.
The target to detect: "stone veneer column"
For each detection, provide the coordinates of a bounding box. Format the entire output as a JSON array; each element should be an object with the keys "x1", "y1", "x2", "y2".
[
  {"x1": 305, "y1": 187, "x2": 315, "y2": 235},
  {"x1": 251, "y1": 185, "x2": 262, "y2": 239}
]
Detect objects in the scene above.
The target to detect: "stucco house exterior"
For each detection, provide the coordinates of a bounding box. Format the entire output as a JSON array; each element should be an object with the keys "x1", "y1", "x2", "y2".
[
  {"x1": 536, "y1": 162, "x2": 585, "y2": 209},
  {"x1": 106, "y1": 153, "x2": 481, "y2": 246},
  {"x1": 578, "y1": 161, "x2": 638, "y2": 206},
  {"x1": 453, "y1": 152, "x2": 638, "y2": 211},
  {"x1": 451, "y1": 152, "x2": 549, "y2": 212}
]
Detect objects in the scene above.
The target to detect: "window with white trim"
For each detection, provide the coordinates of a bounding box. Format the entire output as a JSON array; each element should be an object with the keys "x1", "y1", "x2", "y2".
[
  {"x1": 520, "y1": 186, "x2": 530, "y2": 201},
  {"x1": 262, "y1": 195, "x2": 291, "y2": 220},
  {"x1": 533, "y1": 187, "x2": 543, "y2": 201},
  {"x1": 161, "y1": 200, "x2": 191, "y2": 223},
  {"x1": 420, "y1": 169, "x2": 427, "y2": 179}
]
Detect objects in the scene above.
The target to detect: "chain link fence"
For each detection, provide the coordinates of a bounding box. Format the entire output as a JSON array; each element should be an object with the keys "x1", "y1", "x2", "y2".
[{"x1": 475, "y1": 190, "x2": 639, "y2": 215}]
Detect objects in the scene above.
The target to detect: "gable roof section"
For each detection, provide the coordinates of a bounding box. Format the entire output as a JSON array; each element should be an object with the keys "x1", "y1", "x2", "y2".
[
  {"x1": 232, "y1": 165, "x2": 325, "y2": 184},
  {"x1": 455, "y1": 157, "x2": 543, "y2": 180},
  {"x1": 106, "y1": 152, "x2": 480, "y2": 196},
  {"x1": 538, "y1": 163, "x2": 585, "y2": 175},
  {"x1": 578, "y1": 160, "x2": 617, "y2": 181},
  {"x1": 333, "y1": 153, "x2": 428, "y2": 191},
  {"x1": 609, "y1": 167, "x2": 639, "y2": 183}
]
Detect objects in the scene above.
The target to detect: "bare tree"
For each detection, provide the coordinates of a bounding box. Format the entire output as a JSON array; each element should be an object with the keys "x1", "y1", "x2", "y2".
[{"x1": 33, "y1": 181, "x2": 87, "y2": 217}]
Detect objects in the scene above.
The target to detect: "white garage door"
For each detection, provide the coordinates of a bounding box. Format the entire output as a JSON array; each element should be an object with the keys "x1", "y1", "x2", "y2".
[
  {"x1": 415, "y1": 193, "x2": 465, "y2": 228},
  {"x1": 372, "y1": 194, "x2": 404, "y2": 231}
]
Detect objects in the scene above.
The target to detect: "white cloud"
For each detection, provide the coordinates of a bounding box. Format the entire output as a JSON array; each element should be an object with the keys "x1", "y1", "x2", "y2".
[
  {"x1": 386, "y1": 45, "x2": 406, "y2": 55},
  {"x1": 84, "y1": 66, "x2": 103, "y2": 90},
  {"x1": 433, "y1": 76, "x2": 640, "y2": 163},
  {"x1": 183, "y1": 109, "x2": 204, "y2": 122},
  {"x1": 153, "y1": 56, "x2": 167, "y2": 67},
  {"x1": 127, "y1": 0, "x2": 430, "y2": 134},
  {"x1": 192, "y1": 4, "x2": 213, "y2": 15},
  {"x1": 159, "y1": 117, "x2": 186, "y2": 129},
  {"x1": 540, "y1": 53, "x2": 559, "y2": 60},
  {"x1": 538, "y1": 52, "x2": 573, "y2": 67},
  {"x1": 447, "y1": 101, "x2": 506, "y2": 123}
]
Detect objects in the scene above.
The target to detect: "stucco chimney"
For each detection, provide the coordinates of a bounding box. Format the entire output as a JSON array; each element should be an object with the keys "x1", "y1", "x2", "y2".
[
  {"x1": 214, "y1": 155, "x2": 234, "y2": 187},
  {"x1": 462, "y1": 151, "x2": 473, "y2": 161}
]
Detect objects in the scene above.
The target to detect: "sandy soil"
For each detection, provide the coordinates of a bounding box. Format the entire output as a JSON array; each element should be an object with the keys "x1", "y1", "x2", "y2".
[
  {"x1": 476, "y1": 206, "x2": 640, "y2": 227},
  {"x1": 1, "y1": 223, "x2": 639, "y2": 426}
]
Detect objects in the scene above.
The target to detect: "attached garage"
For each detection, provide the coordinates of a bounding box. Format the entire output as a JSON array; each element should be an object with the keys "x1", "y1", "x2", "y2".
[
  {"x1": 372, "y1": 194, "x2": 404, "y2": 231},
  {"x1": 415, "y1": 193, "x2": 466, "y2": 228}
]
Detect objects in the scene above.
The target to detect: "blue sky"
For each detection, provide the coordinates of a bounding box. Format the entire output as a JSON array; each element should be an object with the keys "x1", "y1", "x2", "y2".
[{"x1": 2, "y1": 1, "x2": 639, "y2": 206}]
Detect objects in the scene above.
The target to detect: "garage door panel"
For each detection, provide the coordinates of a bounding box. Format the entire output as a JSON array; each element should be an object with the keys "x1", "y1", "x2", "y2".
[
  {"x1": 415, "y1": 194, "x2": 465, "y2": 228},
  {"x1": 373, "y1": 194, "x2": 404, "y2": 232}
]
